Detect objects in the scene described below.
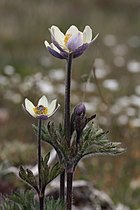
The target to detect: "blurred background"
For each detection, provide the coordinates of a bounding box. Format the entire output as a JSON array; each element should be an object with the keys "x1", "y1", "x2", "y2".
[{"x1": 0, "y1": 0, "x2": 140, "y2": 209}]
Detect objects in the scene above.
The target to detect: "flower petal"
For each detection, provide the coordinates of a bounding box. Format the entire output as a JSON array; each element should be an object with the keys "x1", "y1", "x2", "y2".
[
  {"x1": 51, "y1": 43, "x2": 68, "y2": 58},
  {"x1": 25, "y1": 98, "x2": 36, "y2": 117},
  {"x1": 44, "y1": 41, "x2": 63, "y2": 55},
  {"x1": 51, "y1": 43, "x2": 61, "y2": 53},
  {"x1": 91, "y1": 33, "x2": 99, "y2": 43},
  {"x1": 73, "y1": 43, "x2": 89, "y2": 58},
  {"x1": 48, "y1": 99, "x2": 57, "y2": 115},
  {"x1": 46, "y1": 25, "x2": 98, "y2": 60},
  {"x1": 51, "y1": 38, "x2": 69, "y2": 53},
  {"x1": 67, "y1": 32, "x2": 83, "y2": 51},
  {"x1": 38, "y1": 95, "x2": 48, "y2": 107},
  {"x1": 47, "y1": 45, "x2": 66, "y2": 59},
  {"x1": 49, "y1": 26, "x2": 65, "y2": 47},
  {"x1": 49, "y1": 26, "x2": 69, "y2": 52},
  {"x1": 44, "y1": 40, "x2": 50, "y2": 48},
  {"x1": 66, "y1": 25, "x2": 79, "y2": 35},
  {"x1": 48, "y1": 103, "x2": 60, "y2": 117},
  {"x1": 83, "y1": 26, "x2": 92, "y2": 43}
]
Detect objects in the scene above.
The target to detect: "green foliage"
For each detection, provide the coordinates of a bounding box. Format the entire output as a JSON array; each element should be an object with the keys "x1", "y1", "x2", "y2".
[
  {"x1": 39, "y1": 122, "x2": 126, "y2": 169},
  {"x1": 46, "y1": 198, "x2": 65, "y2": 210},
  {"x1": 0, "y1": 196, "x2": 20, "y2": 210},
  {"x1": 74, "y1": 123, "x2": 126, "y2": 165},
  {"x1": 19, "y1": 152, "x2": 63, "y2": 193},
  {"x1": 19, "y1": 166, "x2": 39, "y2": 192},
  {"x1": 33, "y1": 123, "x2": 66, "y2": 162},
  {"x1": 0, "y1": 190, "x2": 65, "y2": 210},
  {"x1": 40, "y1": 153, "x2": 63, "y2": 189}
]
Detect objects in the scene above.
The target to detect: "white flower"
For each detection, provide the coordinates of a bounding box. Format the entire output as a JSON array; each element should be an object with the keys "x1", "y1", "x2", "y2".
[
  {"x1": 24, "y1": 95, "x2": 60, "y2": 119},
  {"x1": 44, "y1": 25, "x2": 99, "y2": 59}
]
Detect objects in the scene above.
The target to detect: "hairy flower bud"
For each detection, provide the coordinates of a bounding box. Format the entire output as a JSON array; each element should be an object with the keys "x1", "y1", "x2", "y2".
[
  {"x1": 74, "y1": 103, "x2": 86, "y2": 116},
  {"x1": 71, "y1": 103, "x2": 87, "y2": 143},
  {"x1": 71, "y1": 103, "x2": 96, "y2": 143}
]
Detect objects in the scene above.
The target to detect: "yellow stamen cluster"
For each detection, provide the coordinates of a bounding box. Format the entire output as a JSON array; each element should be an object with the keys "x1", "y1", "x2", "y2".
[
  {"x1": 64, "y1": 34, "x2": 72, "y2": 45},
  {"x1": 33, "y1": 105, "x2": 48, "y2": 115}
]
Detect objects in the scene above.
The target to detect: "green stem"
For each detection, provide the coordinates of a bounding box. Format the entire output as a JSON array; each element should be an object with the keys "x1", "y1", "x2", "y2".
[
  {"x1": 60, "y1": 53, "x2": 73, "y2": 201},
  {"x1": 37, "y1": 119, "x2": 45, "y2": 210}
]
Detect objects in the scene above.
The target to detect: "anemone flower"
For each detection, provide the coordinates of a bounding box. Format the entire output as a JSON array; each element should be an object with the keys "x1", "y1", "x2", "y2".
[
  {"x1": 24, "y1": 95, "x2": 60, "y2": 120},
  {"x1": 44, "y1": 25, "x2": 99, "y2": 59}
]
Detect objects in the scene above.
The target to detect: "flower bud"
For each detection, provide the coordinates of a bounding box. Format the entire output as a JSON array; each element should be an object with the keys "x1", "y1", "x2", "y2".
[
  {"x1": 71, "y1": 103, "x2": 87, "y2": 143},
  {"x1": 74, "y1": 103, "x2": 86, "y2": 116}
]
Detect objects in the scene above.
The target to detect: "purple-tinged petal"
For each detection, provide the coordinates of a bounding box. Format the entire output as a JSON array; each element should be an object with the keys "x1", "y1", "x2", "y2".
[
  {"x1": 47, "y1": 46, "x2": 66, "y2": 59},
  {"x1": 73, "y1": 34, "x2": 98, "y2": 58},
  {"x1": 66, "y1": 25, "x2": 79, "y2": 35},
  {"x1": 45, "y1": 41, "x2": 68, "y2": 59},
  {"x1": 51, "y1": 39, "x2": 69, "y2": 58},
  {"x1": 73, "y1": 43, "x2": 89, "y2": 58},
  {"x1": 60, "y1": 52, "x2": 68, "y2": 59},
  {"x1": 67, "y1": 32, "x2": 83, "y2": 51},
  {"x1": 51, "y1": 38, "x2": 68, "y2": 53}
]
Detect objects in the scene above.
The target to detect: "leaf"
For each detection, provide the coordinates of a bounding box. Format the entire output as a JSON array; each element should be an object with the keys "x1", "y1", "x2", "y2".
[
  {"x1": 44, "y1": 152, "x2": 50, "y2": 166},
  {"x1": 19, "y1": 166, "x2": 27, "y2": 182},
  {"x1": 49, "y1": 162, "x2": 62, "y2": 182},
  {"x1": 26, "y1": 169, "x2": 38, "y2": 190}
]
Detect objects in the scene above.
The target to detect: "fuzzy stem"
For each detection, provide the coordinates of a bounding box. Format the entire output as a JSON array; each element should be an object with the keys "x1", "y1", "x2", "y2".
[
  {"x1": 66, "y1": 170, "x2": 74, "y2": 210},
  {"x1": 64, "y1": 53, "x2": 73, "y2": 147},
  {"x1": 39, "y1": 194, "x2": 45, "y2": 210},
  {"x1": 37, "y1": 119, "x2": 45, "y2": 210},
  {"x1": 60, "y1": 53, "x2": 73, "y2": 201},
  {"x1": 60, "y1": 171, "x2": 65, "y2": 200}
]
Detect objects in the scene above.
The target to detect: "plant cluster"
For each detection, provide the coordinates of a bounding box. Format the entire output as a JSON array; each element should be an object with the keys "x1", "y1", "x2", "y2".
[
  {"x1": 0, "y1": 190, "x2": 65, "y2": 210},
  {"x1": 1, "y1": 25, "x2": 125, "y2": 210}
]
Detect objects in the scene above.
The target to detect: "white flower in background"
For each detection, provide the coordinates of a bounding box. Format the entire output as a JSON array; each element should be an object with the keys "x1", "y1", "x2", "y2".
[
  {"x1": 24, "y1": 95, "x2": 60, "y2": 119},
  {"x1": 44, "y1": 25, "x2": 99, "y2": 59}
]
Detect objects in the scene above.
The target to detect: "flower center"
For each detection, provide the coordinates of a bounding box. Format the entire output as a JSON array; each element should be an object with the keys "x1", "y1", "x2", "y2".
[
  {"x1": 64, "y1": 34, "x2": 72, "y2": 45},
  {"x1": 33, "y1": 105, "x2": 48, "y2": 115}
]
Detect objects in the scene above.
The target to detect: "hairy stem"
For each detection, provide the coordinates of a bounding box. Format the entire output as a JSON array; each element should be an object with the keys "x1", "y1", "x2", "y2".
[
  {"x1": 60, "y1": 53, "x2": 73, "y2": 201},
  {"x1": 64, "y1": 53, "x2": 73, "y2": 147},
  {"x1": 39, "y1": 194, "x2": 45, "y2": 210},
  {"x1": 66, "y1": 170, "x2": 74, "y2": 210},
  {"x1": 60, "y1": 170, "x2": 65, "y2": 200},
  {"x1": 38, "y1": 119, "x2": 45, "y2": 210}
]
